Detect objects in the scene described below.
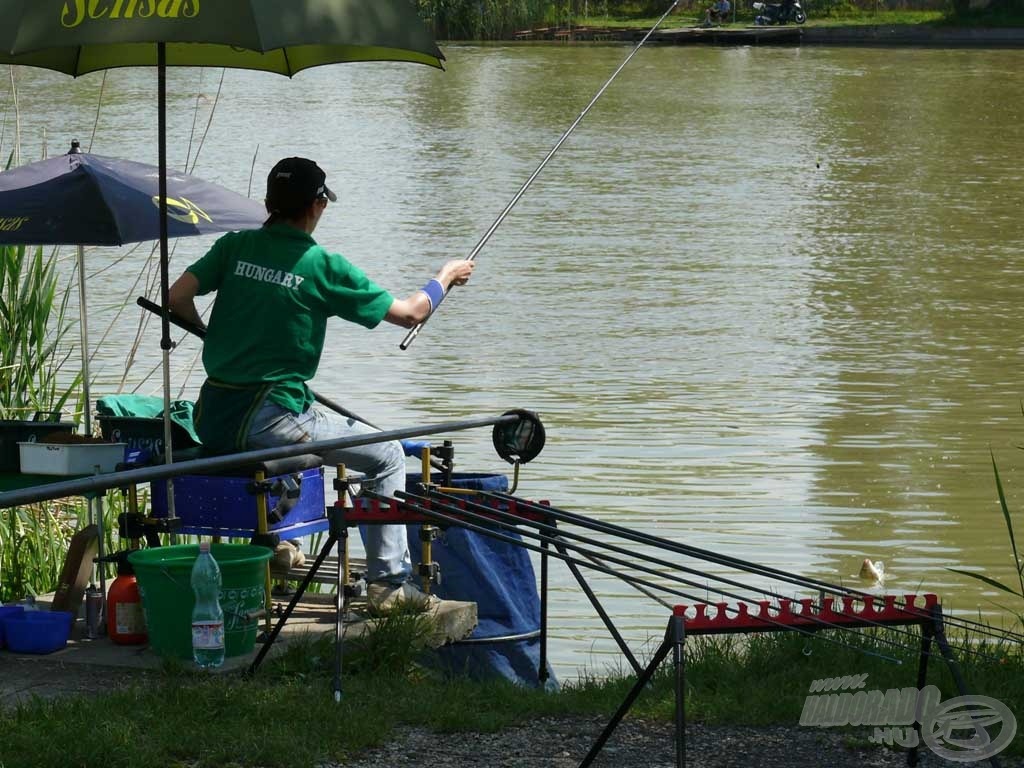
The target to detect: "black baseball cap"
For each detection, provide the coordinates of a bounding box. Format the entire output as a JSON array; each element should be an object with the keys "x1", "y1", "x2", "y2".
[{"x1": 265, "y1": 157, "x2": 337, "y2": 215}]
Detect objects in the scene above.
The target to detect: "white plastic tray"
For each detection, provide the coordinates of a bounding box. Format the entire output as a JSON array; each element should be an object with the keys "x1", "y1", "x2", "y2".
[{"x1": 18, "y1": 442, "x2": 126, "y2": 476}]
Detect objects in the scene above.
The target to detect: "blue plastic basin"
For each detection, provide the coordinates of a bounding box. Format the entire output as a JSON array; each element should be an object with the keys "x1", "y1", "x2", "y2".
[
  {"x1": 0, "y1": 605, "x2": 25, "y2": 648},
  {"x1": 2, "y1": 611, "x2": 74, "y2": 654}
]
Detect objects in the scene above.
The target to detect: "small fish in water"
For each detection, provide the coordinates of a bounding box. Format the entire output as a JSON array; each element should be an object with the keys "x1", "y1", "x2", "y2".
[{"x1": 859, "y1": 558, "x2": 885, "y2": 584}]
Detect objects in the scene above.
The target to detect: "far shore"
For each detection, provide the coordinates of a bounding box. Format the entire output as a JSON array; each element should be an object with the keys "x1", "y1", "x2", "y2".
[{"x1": 446, "y1": 22, "x2": 1024, "y2": 47}]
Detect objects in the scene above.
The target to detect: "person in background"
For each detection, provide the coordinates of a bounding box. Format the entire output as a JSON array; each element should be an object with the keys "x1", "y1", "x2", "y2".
[
  {"x1": 168, "y1": 156, "x2": 474, "y2": 611},
  {"x1": 704, "y1": 0, "x2": 731, "y2": 25}
]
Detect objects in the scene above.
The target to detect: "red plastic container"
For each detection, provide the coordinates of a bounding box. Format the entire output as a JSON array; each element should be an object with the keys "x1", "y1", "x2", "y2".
[{"x1": 107, "y1": 572, "x2": 147, "y2": 645}]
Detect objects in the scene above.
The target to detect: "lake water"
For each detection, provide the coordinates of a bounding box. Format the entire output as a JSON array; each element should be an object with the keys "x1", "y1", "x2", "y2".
[{"x1": 5, "y1": 44, "x2": 1024, "y2": 676}]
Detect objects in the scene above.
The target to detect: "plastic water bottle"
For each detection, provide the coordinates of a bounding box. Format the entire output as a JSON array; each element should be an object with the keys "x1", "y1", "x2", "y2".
[{"x1": 190, "y1": 542, "x2": 225, "y2": 669}]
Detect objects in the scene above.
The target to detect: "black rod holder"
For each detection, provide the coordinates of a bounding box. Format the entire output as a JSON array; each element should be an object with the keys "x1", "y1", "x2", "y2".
[
  {"x1": 384, "y1": 493, "x2": 903, "y2": 660},
  {"x1": 402, "y1": 491, "x2": 902, "y2": 652}
]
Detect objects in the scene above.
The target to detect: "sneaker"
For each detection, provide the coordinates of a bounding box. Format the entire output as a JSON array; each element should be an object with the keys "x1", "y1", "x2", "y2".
[
  {"x1": 366, "y1": 581, "x2": 441, "y2": 613},
  {"x1": 271, "y1": 541, "x2": 305, "y2": 572}
]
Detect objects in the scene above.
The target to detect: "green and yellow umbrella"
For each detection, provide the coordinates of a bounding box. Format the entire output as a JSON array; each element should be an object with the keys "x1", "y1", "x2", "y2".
[
  {"x1": 0, "y1": 2, "x2": 444, "y2": 74},
  {"x1": 0, "y1": 0, "x2": 444, "y2": 503}
]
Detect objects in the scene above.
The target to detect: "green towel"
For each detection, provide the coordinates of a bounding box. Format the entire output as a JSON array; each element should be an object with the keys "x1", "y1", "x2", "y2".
[{"x1": 96, "y1": 395, "x2": 202, "y2": 445}]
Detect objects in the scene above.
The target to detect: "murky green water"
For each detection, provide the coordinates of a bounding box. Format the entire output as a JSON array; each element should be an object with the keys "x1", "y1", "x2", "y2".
[{"x1": 6, "y1": 44, "x2": 1024, "y2": 673}]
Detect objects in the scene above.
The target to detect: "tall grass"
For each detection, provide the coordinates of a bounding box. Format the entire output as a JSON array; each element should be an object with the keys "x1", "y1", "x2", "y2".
[
  {"x1": 947, "y1": 409, "x2": 1024, "y2": 624},
  {"x1": 0, "y1": 237, "x2": 81, "y2": 422},
  {"x1": 0, "y1": 503, "x2": 79, "y2": 603}
]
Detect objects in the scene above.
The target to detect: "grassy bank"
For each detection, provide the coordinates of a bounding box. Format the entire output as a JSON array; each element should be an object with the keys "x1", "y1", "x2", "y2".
[{"x1": 2, "y1": 621, "x2": 1020, "y2": 768}]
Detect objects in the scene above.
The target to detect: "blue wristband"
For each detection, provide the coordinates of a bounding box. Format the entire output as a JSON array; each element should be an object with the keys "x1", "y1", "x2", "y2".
[{"x1": 420, "y1": 278, "x2": 445, "y2": 310}]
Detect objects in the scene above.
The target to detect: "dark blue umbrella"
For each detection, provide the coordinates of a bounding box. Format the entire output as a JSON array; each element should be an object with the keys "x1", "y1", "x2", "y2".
[
  {"x1": 0, "y1": 150, "x2": 265, "y2": 246},
  {"x1": 0, "y1": 146, "x2": 265, "y2": 438}
]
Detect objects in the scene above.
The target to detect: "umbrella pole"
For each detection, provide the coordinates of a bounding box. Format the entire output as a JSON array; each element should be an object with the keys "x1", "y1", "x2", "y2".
[
  {"x1": 76, "y1": 245, "x2": 92, "y2": 438},
  {"x1": 77, "y1": 244, "x2": 102, "y2": 597},
  {"x1": 158, "y1": 43, "x2": 177, "y2": 523}
]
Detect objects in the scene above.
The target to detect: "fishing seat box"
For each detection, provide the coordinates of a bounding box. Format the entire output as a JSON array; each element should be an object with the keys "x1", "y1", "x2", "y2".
[
  {"x1": 149, "y1": 455, "x2": 328, "y2": 539},
  {"x1": 0, "y1": 418, "x2": 76, "y2": 473}
]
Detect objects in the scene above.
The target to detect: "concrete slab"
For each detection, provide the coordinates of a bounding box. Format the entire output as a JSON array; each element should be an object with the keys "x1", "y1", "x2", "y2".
[{"x1": 4, "y1": 582, "x2": 477, "y2": 677}]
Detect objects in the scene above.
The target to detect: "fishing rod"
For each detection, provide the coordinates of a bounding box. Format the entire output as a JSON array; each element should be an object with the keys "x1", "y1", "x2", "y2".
[
  {"x1": 487, "y1": 492, "x2": 1024, "y2": 651},
  {"x1": 399, "y1": 0, "x2": 682, "y2": 350},
  {"x1": 377, "y1": 490, "x2": 904, "y2": 663},
  {"x1": 407, "y1": 488, "x2": 997, "y2": 663}
]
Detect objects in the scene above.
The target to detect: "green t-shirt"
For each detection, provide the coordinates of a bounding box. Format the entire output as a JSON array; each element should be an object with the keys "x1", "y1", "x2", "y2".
[{"x1": 187, "y1": 223, "x2": 394, "y2": 414}]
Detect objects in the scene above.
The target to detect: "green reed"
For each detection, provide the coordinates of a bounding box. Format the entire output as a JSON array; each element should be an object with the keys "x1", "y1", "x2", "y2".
[
  {"x1": 0, "y1": 236, "x2": 81, "y2": 422},
  {"x1": 947, "y1": 410, "x2": 1024, "y2": 623},
  {"x1": 0, "y1": 493, "x2": 128, "y2": 604},
  {"x1": 0, "y1": 504, "x2": 69, "y2": 603}
]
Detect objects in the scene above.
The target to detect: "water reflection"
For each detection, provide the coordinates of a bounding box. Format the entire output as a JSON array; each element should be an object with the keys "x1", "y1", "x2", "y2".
[{"x1": 4, "y1": 45, "x2": 1024, "y2": 674}]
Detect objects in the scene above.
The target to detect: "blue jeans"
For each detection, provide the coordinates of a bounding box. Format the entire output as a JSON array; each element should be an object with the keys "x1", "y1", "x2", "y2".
[{"x1": 246, "y1": 400, "x2": 411, "y2": 584}]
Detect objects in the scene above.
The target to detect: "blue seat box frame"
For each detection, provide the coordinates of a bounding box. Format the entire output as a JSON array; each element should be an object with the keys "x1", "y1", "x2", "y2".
[{"x1": 150, "y1": 466, "x2": 328, "y2": 539}]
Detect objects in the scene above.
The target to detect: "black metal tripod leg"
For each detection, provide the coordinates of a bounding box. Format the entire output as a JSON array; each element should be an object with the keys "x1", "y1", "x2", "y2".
[
  {"x1": 247, "y1": 533, "x2": 337, "y2": 676},
  {"x1": 929, "y1": 607, "x2": 1003, "y2": 768},
  {"x1": 333, "y1": 530, "x2": 346, "y2": 703},
  {"x1": 672, "y1": 614, "x2": 686, "y2": 768},
  {"x1": 540, "y1": 534, "x2": 549, "y2": 684},
  {"x1": 908, "y1": 618, "x2": 933, "y2": 767},
  {"x1": 555, "y1": 540, "x2": 643, "y2": 676},
  {"x1": 578, "y1": 626, "x2": 674, "y2": 768}
]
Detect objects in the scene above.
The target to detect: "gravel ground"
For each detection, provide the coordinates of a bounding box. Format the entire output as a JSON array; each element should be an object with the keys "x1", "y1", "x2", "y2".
[{"x1": 334, "y1": 716, "x2": 1022, "y2": 768}]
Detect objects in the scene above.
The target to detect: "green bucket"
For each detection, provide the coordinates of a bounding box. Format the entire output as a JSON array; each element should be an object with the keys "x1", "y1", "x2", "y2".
[{"x1": 128, "y1": 544, "x2": 272, "y2": 660}]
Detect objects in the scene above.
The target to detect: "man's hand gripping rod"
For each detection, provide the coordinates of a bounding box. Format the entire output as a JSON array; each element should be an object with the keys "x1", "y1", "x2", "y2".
[{"x1": 400, "y1": 0, "x2": 682, "y2": 351}]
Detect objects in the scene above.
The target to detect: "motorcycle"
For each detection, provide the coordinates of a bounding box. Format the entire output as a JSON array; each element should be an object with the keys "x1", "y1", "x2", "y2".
[{"x1": 753, "y1": 0, "x2": 807, "y2": 24}]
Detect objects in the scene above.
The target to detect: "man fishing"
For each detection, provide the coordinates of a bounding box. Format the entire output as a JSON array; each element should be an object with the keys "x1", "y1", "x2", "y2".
[{"x1": 168, "y1": 156, "x2": 474, "y2": 610}]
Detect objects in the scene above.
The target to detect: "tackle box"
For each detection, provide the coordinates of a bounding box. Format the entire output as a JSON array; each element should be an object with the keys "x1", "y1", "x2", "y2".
[
  {"x1": 18, "y1": 441, "x2": 126, "y2": 476},
  {"x1": 0, "y1": 417, "x2": 75, "y2": 473}
]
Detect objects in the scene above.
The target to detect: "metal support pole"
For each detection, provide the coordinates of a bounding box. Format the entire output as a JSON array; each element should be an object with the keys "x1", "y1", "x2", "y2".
[
  {"x1": 909, "y1": 619, "x2": 933, "y2": 767},
  {"x1": 90, "y1": 482, "x2": 107, "y2": 635},
  {"x1": 156, "y1": 42, "x2": 176, "y2": 523},
  {"x1": 254, "y1": 470, "x2": 272, "y2": 633},
  {"x1": 333, "y1": 483, "x2": 349, "y2": 704},
  {"x1": 76, "y1": 245, "x2": 91, "y2": 438},
  {"x1": 338, "y1": 465, "x2": 351, "y2": 600},
  {"x1": 419, "y1": 448, "x2": 436, "y2": 594},
  {"x1": 672, "y1": 613, "x2": 686, "y2": 768},
  {"x1": 1, "y1": 412, "x2": 521, "y2": 509},
  {"x1": 539, "y1": 520, "x2": 550, "y2": 684}
]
